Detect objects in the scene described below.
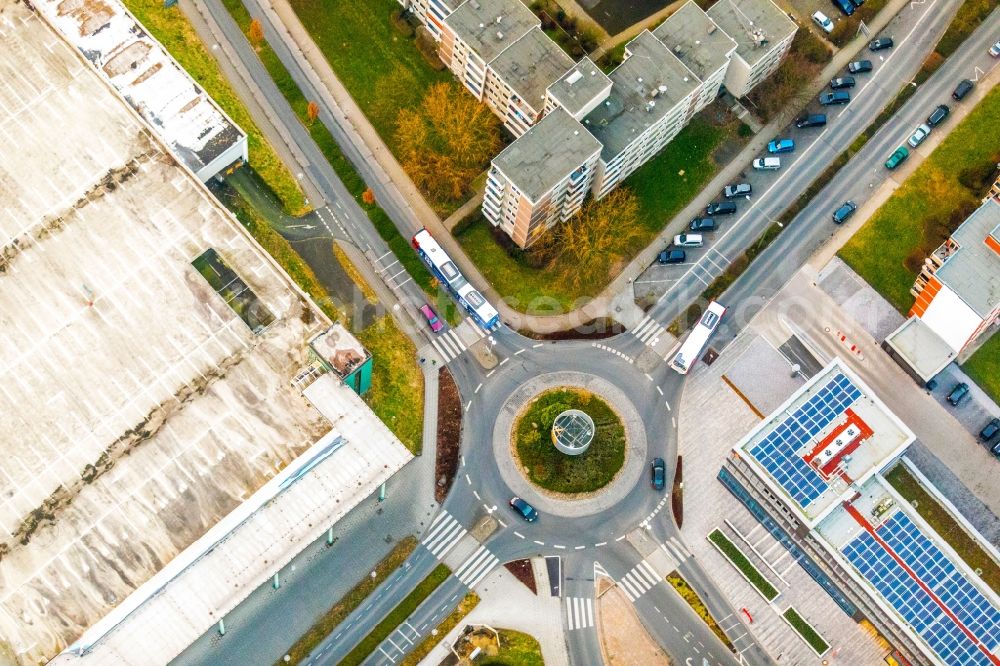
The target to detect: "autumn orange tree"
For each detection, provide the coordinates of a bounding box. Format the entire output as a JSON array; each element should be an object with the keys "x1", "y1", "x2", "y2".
[
  {"x1": 307, "y1": 101, "x2": 320, "y2": 123},
  {"x1": 394, "y1": 82, "x2": 502, "y2": 205},
  {"x1": 247, "y1": 18, "x2": 265, "y2": 48}
]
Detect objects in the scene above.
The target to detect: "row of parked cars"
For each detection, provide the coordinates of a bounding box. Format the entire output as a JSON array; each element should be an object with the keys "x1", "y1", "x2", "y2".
[
  {"x1": 658, "y1": 182, "x2": 750, "y2": 263},
  {"x1": 945, "y1": 383, "x2": 1000, "y2": 455}
]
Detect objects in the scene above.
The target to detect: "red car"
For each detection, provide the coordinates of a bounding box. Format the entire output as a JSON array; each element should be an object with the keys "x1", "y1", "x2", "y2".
[{"x1": 419, "y1": 304, "x2": 444, "y2": 332}]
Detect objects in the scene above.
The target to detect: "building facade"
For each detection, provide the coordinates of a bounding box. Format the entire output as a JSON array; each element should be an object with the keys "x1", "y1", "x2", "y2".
[{"x1": 706, "y1": 0, "x2": 796, "y2": 99}]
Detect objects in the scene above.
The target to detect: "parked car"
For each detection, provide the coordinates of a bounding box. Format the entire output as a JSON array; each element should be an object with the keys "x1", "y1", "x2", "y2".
[
  {"x1": 980, "y1": 418, "x2": 1000, "y2": 442},
  {"x1": 831, "y1": 0, "x2": 854, "y2": 16},
  {"x1": 946, "y1": 382, "x2": 970, "y2": 406},
  {"x1": 509, "y1": 497, "x2": 538, "y2": 522},
  {"x1": 752, "y1": 157, "x2": 781, "y2": 170},
  {"x1": 952, "y1": 79, "x2": 974, "y2": 101},
  {"x1": 724, "y1": 182, "x2": 752, "y2": 198},
  {"x1": 673, "y1": 233, "x2": 704, "y2": 248},
  {"x1": 848, "y1": 59, "x2": 873, "y2": 73},
  {"x1": 651, "y1": 458, "x2": 666, "y2": 491},
  {"x1": 658, "y1": 248, "x2": 686, "y2": 264},
  {"x1": 848, "y1": 0, "x2": 864, "y2": 6},
  {"x1": 796, "y1": 113, "x2": 827, "y2": 128},
  {"x1": 869, "y1": 37, "x2": 894, "y2": 51},
  {"x1": 927, "y1": 104, "x2": 950, "y2": 127},
  {"x1": 990, "y1": 40, "x2": 1000, "y2": 57},
  {"x1": 992, "y1": 439, "x2": 1000, "y2": 457},
  {"x1": 907, "y1": 123, "x2": 931, "y2": 148},
  {"x1": 832, "y1": 201, "x2": 857, "y2": 224},
  {"x1": 689, "y1": 217, "x2": 716, "y2": 232},
  {"x1": 830, "y1": 76, "x2": 856, "y2": 89},
  {"x1": 884, "y1": 146, "x2": 909, "y2": 170},
  {"x1": 767, "y1": 138, "x2": 795, "y2": 154},
  {"x1": 419, "y1": 304, "x2": 444, "y2": 333},
  {"x1": 706, "y1": 201, "x2": 738, "y2": 216},
  {"x1": 820, "y1": 91, "x2": 851, "y2": 105},
  {"x1": 812, "y1": 11, "x2": 834, "y2": 33}
]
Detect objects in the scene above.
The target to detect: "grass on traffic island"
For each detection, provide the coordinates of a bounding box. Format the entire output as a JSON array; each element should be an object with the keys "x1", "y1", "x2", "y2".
[
  {"x1": 514, "y1": 388, "x2": 625, "y2": 494},
  {"x1": 479, "y1": 629, "x2": 545, "y2": 666},
  {"x1": 276, "y1": 536, "x2": 417, "y2": 666},
  {"x1": 339, "y1": 563, "x2": 452, "y2": 666},
  {"x1": 665, "y1": 572, "x2": 736, "y2": 652},
  {"x1": 398, "y1": 592, "x2": 480, "y2": 666},
  {"x1": 884, "y1": 464, "x2": 1000, "y2": 596},
  {"x1": 782, "y1": 607, "x2": 830, "y2": 656},
  {"x1": 708, "y1": 529, "x2": 779, "y2": 602}
]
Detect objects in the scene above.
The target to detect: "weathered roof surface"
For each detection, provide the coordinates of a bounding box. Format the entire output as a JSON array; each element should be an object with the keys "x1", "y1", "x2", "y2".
[
  {"x1": 707, "y1": 0, "x2": 796, "y2": 66},
  {"x1": 936, "y1": 198, "x2": 1000, "y2": 317},
  {"x1": 492, "y1": 107, "x2": 601, "y2": 202},
  {"x1": 311, "y1": 324, "x2": 371, "y2": 376},
  {"x1": 583, "y1": 31, "x2": 699, "y2": 161},
  {"x1": 444, "y1": 0, "x2": 538, "y2": 64},
  {"x1": 490, "y1": 27, "x2": 573, "y2": 112},
  {"x1": 884, "y1": 316, "x2": 957, "y2": 382},
  {"x1": 653, "y1": 1, "x2": 737, "y2": 80},
  {"x1": 546, "y1": 56, "x2": 612, "y2": 117}
]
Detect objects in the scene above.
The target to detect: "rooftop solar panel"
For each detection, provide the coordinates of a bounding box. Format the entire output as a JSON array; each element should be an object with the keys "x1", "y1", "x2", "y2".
[{"x1": 749, "y1": 373, "x2": 862, "y2": 507}]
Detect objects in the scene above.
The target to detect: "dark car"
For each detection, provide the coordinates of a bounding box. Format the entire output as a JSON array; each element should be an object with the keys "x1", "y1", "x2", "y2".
[
  {"x1": 820, "y1": 91, "x2": 851, "y2": 105},
  {"x1": 830, "y1": 76, "x2": 856, "y2": 90},
  {"x1": 849, "y1": 0, "x2": 864, "y2": 6},
  {"x1": 831, "y1": 0, "x2": 854, "y2": 15},
  {"x1": 947, "y1": 382, "x2": 970, "y2": 406},
  {"x1": 509, "y1": 497, "x2": 538, "y2": 522},
  {"x1": 651, "y1": 458, "x2": 666, "y2": 491},
  {"x1": 658, "y1": 248, "x2": 686, "y2": 264},
  {"x1": 724, "y1": 182, "x2": 752, "y2": 198},
  {"x1": 981, "y1": 418, "x2": 1000, "y2": 442},
  {"x1": 952, "y1": 79, "x2": 974, "y2": 101},
  {"x1": 848, "y1": 60, "x2": 873, "y2": 74},
  {"x1": 832, "y1": 201, "x2": 857, "y2": 224},
  {"x1": 869, "y1": 37, "x2": 894, "y2": 51},
  {"x1": 690, "y1": 217, "x2": 716, "y2": 232},
  {"x1": 796, "y1": 113, "x2": 827, "y2": 128},
  {"x1": 992, "y1": 439, "x2": 1000, "y2": 457},
  {"x1": 927, "y1": 104, "x2": 950, "y2": 127},
  {"x1": 706, "y1": 201, "x2": 738, "y2": 216}
]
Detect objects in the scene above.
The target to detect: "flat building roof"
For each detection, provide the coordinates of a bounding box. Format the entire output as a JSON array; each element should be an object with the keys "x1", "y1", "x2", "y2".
[
  {"x1": 935, "y1": 198, "x2": 1000, "y2": 318},
  {"x1": 444, "y1": 0, "x2": 539, "y2": 65},
  {"x1": 884, "y1": 316, "x2": 956, "y2": 382},
  {"x1": 546, "y1": 57, "x2": 613, "y2": 118},
  {"x1": 489, "y1": 27, "x2": 574, "y2": 113},
  {"x1": 652, "y1": 1, "x2": 737, "y2": 81},
  {"x1": 707, "y1": 0, "x2": 796, "y2": 66}
]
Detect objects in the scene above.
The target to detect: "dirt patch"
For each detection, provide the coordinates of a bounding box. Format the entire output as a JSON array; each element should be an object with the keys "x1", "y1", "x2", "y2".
[
  {"x1": 597, "y1": 584, "x2": 670, "y2": 664},
  {"x1": 671, "y1": 455, "x2": 683, "y2": 528},
  {"x1": 516, "y1": 318, "x2": 626, "y2": 340},
  {"x1": 435, "y1": 367, "x2": 462, "y2": 502},
  {"x1": 504, "y1": 559, "x2": 538, "y2": 595}
]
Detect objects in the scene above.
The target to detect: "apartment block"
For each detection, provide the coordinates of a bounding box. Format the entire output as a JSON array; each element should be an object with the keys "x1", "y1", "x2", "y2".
[
  {"x1": 544, "y1": 57, "x2": 613, "y2": 121},
  {"x1": 483, "y1": 107, "x2": 602, "y2": 247},
  {"x1": 707, "y1": 0, "x2": 796, "y2": 98},
  {"x1": 484, "y1": 26, "x2": 574, "y2": 136},
  {"x1": 583, "y1": 31, "x2": 700, "y2": 198},
  {"x1": 401, "y1": 0, "x2": 461, "y2": 40}
]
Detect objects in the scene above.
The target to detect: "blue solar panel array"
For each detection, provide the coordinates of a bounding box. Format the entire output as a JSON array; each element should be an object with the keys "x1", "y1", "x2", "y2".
[
  {"x1": 843, "y1": 513, "x2": 1000, "y2": 666},
  {"x1": 748, "y1": 373, "x2": 862, "y2": 508}
]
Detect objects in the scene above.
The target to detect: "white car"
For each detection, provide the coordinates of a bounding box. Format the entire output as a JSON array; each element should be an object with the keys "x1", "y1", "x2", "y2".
[
  {"x1": 752, "y1": 157, "x2": 781, "y2": 170},
  {"x1": 991, "y1": 40, "x2": 1000, "y2": 58},
  {"x1": 812, "y1": 11, "x2": 834, "y2": 34},
  {"x1": 673, "y1": 233, "x2": 704, "y2": 248},
  {"x1": 907, "y1": 123, "x2": 931, "y2": 148}
]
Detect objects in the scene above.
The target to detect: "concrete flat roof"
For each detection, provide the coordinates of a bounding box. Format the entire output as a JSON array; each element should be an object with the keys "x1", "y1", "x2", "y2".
[
  {"x1": 444, "y1": 0, "x2": 538, "y2": 64},
  {"x1": 707, "y1": 0, "x2": 796, "y2": 66},
  {"x1": 491, "y1": 107, "x2": 601, "y2": 202},
  {"x1": 0, "y1": 5, "x2": 408, "y2": 663},
  {"x1": 653, "y1": 1, "x2": 737, "y2": 81},
  {"x1": 489, "y1": 27, "x2": 573, "y2": 112},
  {"x1": 935, "y1": 198, "x2": 1000, "y2": 318},
  {"x1": 546, "y1": 57, "x2": 612, "y2": 118},
  {"x1": 311, "y1": 324, "x2": 371, "y2": 377},
  {"x1": 884, "y1": 316, "x2": 956, "y2": 382},
  {"x1": 33, "y1": 0, "x2": 246, "y2": 179},
  {"x1": 583, "y1": 31, "x2": 699, "y2": 162}
]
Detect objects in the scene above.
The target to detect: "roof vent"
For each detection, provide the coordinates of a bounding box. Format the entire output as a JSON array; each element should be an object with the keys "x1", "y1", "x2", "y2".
[
  {"x1": 566, "y1": 70, "x2": 583, "y2": 85},
  {"x1": 637, "y1": 77, "x2": 644, "y2": 83},
  {"x1": 497, "y1": 31, "x2": 504, "y2": 40},
  {"x1": 645, "y1": 100, "x2": 656, "y2": 112},
  {"x1": 658, "y1": 84, "x2": 667, "y2": 93},
  {"x1": 682, "y1": 76, "x2": 688, "y2": 82},
  {"x1": 496, "y1": 16, "x2": 502, "y2": 24},
  {"x1": 674, "y1": 45, "x2": 682, "y2": 53},
  {"x1": 707, "y1": 23, "x2": 716, "y2": 34},
  {"x1": 479, "y1": 22, "x2": 485, "y2": 28}
]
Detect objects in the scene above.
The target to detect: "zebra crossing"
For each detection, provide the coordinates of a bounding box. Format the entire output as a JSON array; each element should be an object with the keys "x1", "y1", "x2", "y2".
[
  {"x1": 428, "y1": 320, "x2": 484, "y2": 364},
  {"x1": 632, "y1": 315, "x2": 667, "y2": 348},
  {"x1": 454, "y1": 545, "x2": 499, "y2": 589},
  {"x1": 565, "y1": 597, "x2": 594, "y2": 630},
  {"x1": 618, "y1": 559, "x2": 662, "y2": 602},
  {"x1": 421, "y1": 511, "x2": 467, "y2": 560},
  {"x1": 660, "y1": 535, "x2": 691, "y2": 566}
]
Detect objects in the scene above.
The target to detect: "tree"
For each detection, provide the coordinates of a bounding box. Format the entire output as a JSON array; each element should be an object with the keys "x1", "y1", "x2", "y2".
[
  {"x1": 394, "y1": 82, "x2": 502, "y2": 204},
  {"x1": 247, "y1": 18, "x2": 264, "y2": 48},
  {"x1": 306, "y1": 100, "x2": 320, "y2": 123},
  {"x1": 362, "y1": 187, "x2": 375, "y2": 205}
]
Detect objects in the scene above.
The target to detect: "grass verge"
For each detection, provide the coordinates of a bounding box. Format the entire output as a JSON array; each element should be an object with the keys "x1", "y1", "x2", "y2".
[
  {"x1": 277, "y1": 536, "x2": 417, "y2": 665},
  {"x1": 839, "y1": 86, "x2": 1000, "y2": 313},
  {"x1": 482, "y1": 629, "x2": 546, "y2": 666},
  {"x1": 782, "y1": 607, "x2": 829, "y2": 655},
  {"x1": 708, "y1": 529, "x2": 779, "y2": 601},
  {"x1": 121, "y1": 0, "x2": 307, "y2": 215},
  {"x1": 339, "y1": 563, "x2": 452, "y2": 666},
  {"x1": 399, "y1": 592, "x2": 480, "y2": 666},
  {"x1": 964, "y1": 334, "x2": 1000, "y2": 406},
  {"x1": 666, "y1": 572, "x2": 736, "y2": 651},
  {"x1": 883, "y1": 464, "x2": 1000, "y2": 596},
  {"x1": 358, "y1": 315, "x2": 424, "y2": 455}
]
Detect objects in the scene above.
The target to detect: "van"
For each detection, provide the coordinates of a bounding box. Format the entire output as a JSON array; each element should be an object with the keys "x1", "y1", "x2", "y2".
[
  {"x1": 752, "y1": 157, "x2": 781, "y2": 170},
  {"x1": 796, "y1": 114, "x2": 827, "y2": 128}
]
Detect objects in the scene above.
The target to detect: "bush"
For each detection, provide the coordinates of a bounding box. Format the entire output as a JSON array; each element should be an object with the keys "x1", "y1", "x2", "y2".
[{"x1": 738, "y1": 122, "x2": 753, "y2": 137}]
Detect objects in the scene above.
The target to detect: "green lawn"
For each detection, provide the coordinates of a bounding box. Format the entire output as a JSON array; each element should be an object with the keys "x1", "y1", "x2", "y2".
[
  {"x1": 783, "y1": 608, "x2": 829, "y2": 655},
  {"x1": 514, "y1": 388, "x2": 625, "y2": 494},
  {"x1": 708, "y1": 529, "x2": 779, "y2": 601},
  {"x1": 884, "y1": 464, "x2": 1000, "y2": 596},
  {"x1": 839, "y1": 86, "x2": 1000, "y2": 313},
  {"x1": 480, "y1": 629, "x2": 545, "y2": 666},
  {"x1": 964, "y1": 334, "x2": 1000, "y2": 406}
]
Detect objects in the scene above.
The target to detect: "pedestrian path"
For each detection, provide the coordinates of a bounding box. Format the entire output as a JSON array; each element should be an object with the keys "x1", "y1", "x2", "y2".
[
  {"x1": 427, "y1": 319, "x2": 485, "y2": 364},
  {"x1": 454, "y1": 545, "x2": 499, "y2": 589},
  {"x1": 632, "y1": 314, "x2": 668, "y2": 348},
  {"x1": 659, "y1": 535, "x2": 692, "y2": 570},
  {"x1": 618, "y1": 559, "x2": 663, "y2": 602},
  {"x1": 564, "y1": 596, "x2": 594, "y2": 630},
  {"x1": 421, "y1": 511, "x2": 467, "y2": 560}
]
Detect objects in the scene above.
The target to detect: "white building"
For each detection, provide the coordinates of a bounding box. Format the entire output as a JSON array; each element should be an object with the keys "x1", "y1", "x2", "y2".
[{"x1": 707, "y1": 0, "x2": 797, "y2": 99}]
